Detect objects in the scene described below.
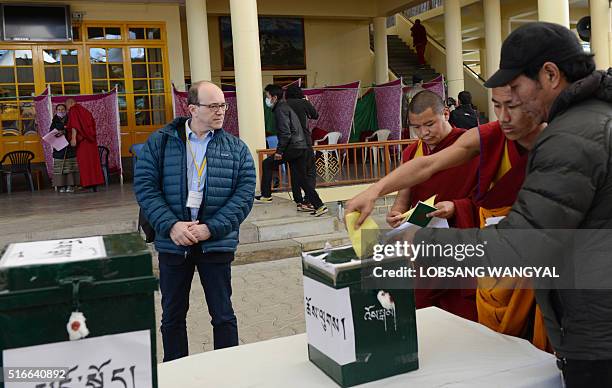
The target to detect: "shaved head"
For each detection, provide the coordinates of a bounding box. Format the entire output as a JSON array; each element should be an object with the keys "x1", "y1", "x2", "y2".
[{"x1": 65, "y1": 98, "x2": 76, "y2": 110}]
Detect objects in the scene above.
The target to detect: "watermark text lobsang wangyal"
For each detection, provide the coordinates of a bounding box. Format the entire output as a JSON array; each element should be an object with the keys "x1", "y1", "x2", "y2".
[{"x1": 361, "y1": 229, "x2": 612, "y2": 290}]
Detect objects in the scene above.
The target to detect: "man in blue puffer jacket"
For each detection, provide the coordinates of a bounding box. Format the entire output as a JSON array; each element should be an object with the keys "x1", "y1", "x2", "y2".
[{"x1": 134, "y1": 81, "x2": 255, "y2": 361}]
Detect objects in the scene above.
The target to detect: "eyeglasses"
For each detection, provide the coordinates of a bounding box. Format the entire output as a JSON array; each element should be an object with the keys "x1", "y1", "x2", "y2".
[{"x1": 192, "y1": 102, "x2": 229, "y2": 112}]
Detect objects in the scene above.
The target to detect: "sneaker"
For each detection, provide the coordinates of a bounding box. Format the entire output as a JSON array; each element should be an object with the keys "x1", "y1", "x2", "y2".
[
  {"x1": 297, "y1": 203, "x2": 315, "y2": 212},
  {"x1": 66, "y1": 186, "x2": 74, "y2": 193},
  {"x1": 311, "y1": 205, "x2": 329, "y2": 217},
  {"x1": 59, "y1": 187, "x2": 66, "y2": 193},
  {"x1": 255, "y1": 195, "x2": 273, "y2": 203}
]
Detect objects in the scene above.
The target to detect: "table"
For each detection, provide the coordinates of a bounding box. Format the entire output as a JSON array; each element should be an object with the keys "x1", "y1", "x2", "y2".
[{"x1": 158, "y1": 307, "x2": 562, "y2": 387}]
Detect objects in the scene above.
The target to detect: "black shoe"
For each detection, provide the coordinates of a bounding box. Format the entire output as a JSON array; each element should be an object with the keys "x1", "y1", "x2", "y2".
[{"x1": 311, "y1": 206, "x2": 329, "y2": 217}]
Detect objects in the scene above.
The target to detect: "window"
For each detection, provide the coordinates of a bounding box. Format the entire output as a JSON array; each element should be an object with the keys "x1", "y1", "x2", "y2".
[
  {"x1": 128, "y1": 27, "x2": 161, "y2": 40},
  {"x1": 90, "y1": 47, "x2": 127, "y2": 125},
  {"x1": 87, "y1": 26, "x2": 122, "y2": 40},
  {"x1": 131, "y1": 47, "x2": 165, "y2": 126},
  {"x1": 0, "y1": 49, "x2": 35, "y2": 136},
  {"x1": 43, "y1": 49, "x2": 81, "y2": 95}
]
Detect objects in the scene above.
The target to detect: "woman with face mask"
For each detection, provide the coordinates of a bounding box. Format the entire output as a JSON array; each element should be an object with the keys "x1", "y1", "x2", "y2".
[{"x1": 51, "y1": 104, "x2": 80, "y2": 193}]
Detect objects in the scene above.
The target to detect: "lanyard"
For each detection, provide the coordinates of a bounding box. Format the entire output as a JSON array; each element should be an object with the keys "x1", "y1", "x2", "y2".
[{"x1": 187, "y1": 138, "x2": 207, "y2": 187}]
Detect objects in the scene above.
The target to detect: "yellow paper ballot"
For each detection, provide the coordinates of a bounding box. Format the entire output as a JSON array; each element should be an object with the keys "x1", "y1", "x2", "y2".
[{"x1": 345, "y1": 211, "x2": 380, "y2": 258}]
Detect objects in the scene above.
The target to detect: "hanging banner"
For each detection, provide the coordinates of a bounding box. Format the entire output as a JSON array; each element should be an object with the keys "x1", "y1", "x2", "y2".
[
  {"x1": 35, "y1": 89, "x2": 122, "y2": 180},
  {"x1": 303, "y1": 81, "x2": 360, "y2": 144},
  {"x1": 372, "y1": 79, "x2": 403, "y2": 140}
]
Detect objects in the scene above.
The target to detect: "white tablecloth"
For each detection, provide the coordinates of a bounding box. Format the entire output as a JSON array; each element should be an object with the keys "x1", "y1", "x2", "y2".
[{"x1": 158, "y1": 307, "x2": 562, "y2": 387}]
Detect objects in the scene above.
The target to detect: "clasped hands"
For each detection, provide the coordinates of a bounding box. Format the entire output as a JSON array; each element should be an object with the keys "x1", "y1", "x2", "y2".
[{"x1": 170, "y1": 221, "x2": 211, "y2": 246}]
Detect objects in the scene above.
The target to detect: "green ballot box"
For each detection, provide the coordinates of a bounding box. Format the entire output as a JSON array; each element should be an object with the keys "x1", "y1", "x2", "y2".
[
  {"x1": 302, "y1": 245, "x2": 419, "y2": 387},
  {"x1": 0, "y1": 233, "x2": 158, "y2": 388}
]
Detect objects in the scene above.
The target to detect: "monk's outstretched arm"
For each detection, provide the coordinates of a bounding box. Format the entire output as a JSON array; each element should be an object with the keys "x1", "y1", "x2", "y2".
[{"x1": 347, "y1": 127, "x2": 481, "y2": 226}]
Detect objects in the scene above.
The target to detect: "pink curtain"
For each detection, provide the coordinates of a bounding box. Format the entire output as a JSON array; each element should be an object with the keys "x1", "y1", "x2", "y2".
[
  {"x1": 34, "y1": 92, "x2": 53, "y2": 178},
  {"x1": 373, "y1": 79, "x2": 403, "y2": 140},
  {"x1": 35, "y1": 89, "x2": 122, "y2": 179},
  {"x1": 303, "y1": 81, "x2": 360, "y2": 144},
  {"x1": 172, "y1": 84, "x2": 239, "y2": 137}
]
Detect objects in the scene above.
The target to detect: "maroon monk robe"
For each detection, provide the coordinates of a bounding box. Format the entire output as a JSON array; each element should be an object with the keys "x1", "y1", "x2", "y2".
[
  {"x1": 473, "y1": 120, "x2": 528, "y2": 215},
  {"x1": 401, "y1": 126, "x2": 480, "y2": 321},
  {"x1": 66, "y1": 103, "x2": 104, "y2": 188}
]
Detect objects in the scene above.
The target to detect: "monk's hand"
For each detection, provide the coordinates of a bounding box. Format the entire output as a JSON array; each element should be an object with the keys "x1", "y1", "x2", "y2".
[
  {"x1": 427, "y1": 201, "x2": 455, "y2": 219},
  {"x1": 70, "y1": 138, "x2": 77, "y2": 147},
  {"x1": 170, "y1": 221, "x2": 199, "y2": 246},
  {"x1": 386, "y1": 210, "x2": 405, "y2": 228},
  {"x1": 345, "y1": 187, "x2": 379, "y2": 228},
  {"x1": 188, "y1": 223, "x2": 211, "y2": 242}
]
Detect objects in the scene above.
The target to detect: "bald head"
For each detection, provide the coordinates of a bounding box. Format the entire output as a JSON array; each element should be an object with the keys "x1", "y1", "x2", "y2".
[
  {"x1": 187, "y1": 80, "x2": 226, "y2": 134},
  {"x1": 65, "y1": 98, "x2": 76, "y2": 110},
  {"x1": 187, "y1": 81, "x2": 223, "y2": 106}
]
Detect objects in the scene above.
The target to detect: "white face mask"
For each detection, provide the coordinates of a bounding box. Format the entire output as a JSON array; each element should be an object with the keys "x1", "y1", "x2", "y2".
[{"x1": 265, "y1": 97, "x2": 274, "y2": 108}]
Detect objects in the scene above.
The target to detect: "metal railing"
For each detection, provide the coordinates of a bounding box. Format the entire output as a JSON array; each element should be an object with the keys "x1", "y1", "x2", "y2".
[
  {"x1": 403, "y1": 0, "x2": 443, "y2": 18},
  {"x1": 399, "y1": 13, "x2": 486, "y2": 84},
  {"x1": 257, "y1": 139, "x2": 416, "y2": 192}
]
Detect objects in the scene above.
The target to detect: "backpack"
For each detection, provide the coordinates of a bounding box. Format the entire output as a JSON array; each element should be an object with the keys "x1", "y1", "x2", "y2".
[{"x1": 138, "y1": 133, "x2": 169, "y2": 243}]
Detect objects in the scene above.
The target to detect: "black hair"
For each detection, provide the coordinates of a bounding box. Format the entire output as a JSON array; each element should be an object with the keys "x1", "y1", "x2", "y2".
[
  {"x1": 285, "y1": 84, "x2": 305, "y2": 99},
  {"x1": 55, "y1": 103, "x2": 67, "y2": 111},
  {"x1": 408, "y1": 90, "x2": 445, "y2": 115},
  {"x1": 264, "y1": 84, "x2": 284, "y2": 99},
  {"x1": 523, "y1": 53, "x2": 596, "y2": 83},
  {"x1": 457, "y1": 91, "x2": 472, "y2": 106}
]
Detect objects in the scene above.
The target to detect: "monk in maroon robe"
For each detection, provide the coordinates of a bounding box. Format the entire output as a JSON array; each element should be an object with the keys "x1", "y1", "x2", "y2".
[
  {"x1": 66, "y1": 98, "x2": 104, "y2": 189},
  {"x1": 387, "y1": 90, "x2": 479, "y2": 321}
]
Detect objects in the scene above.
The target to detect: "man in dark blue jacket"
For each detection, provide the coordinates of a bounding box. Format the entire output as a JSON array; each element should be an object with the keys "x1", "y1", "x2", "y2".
[{"x1": 134, "y1": 80, "x2": 255, "y2": 361}]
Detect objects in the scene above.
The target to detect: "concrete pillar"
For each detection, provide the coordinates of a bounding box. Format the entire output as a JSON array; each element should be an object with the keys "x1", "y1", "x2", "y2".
[
  {"x1": 185, "y1": 0, "x2": 212, "y2": 82},
  {"x1": 229, "y1": 0, "x2": 266, "y2": 190},
  {"x1": 444, "y1": 0, "x2": 464, "y2": 101},
  {"x1": 590, "y1": 0, "x2": 611, "y2": 69},
  {"x1": 374, "y1": 17, "x2": 389, "y2": 84},
  {"x1": 538, "y1": 0, "x2": 569, "y2": 28},
  {"x1": 479, "y1": 48, "x2": 487, "y2": 79},
  {"x1": 484, "y1": 0, "x2": 502, "y2": 120}
]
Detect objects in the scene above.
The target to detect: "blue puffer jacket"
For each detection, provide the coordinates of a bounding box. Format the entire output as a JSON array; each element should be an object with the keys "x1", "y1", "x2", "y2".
[{"x1": 134, "y1": 117, "x2": 255, "y2": 256}]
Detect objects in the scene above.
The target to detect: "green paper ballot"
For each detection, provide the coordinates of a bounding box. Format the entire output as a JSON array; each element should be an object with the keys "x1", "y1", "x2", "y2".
[{"x1": 406, "y1": 201, "x2": 438, "y2": 227}]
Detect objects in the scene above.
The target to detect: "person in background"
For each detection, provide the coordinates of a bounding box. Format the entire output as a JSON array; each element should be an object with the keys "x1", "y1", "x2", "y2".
[
  {"x1": 411, "y1": 19, "x2": 428, "y2": 66},
  {"x1": 446, "y1": 97, "x2": 457, "y2": 112},
  {"x1": 65, "y1": 98, "x2": 104, "y2": 192},
  {"x1": 449, "y1": 91, "x2": 479, "y2": 129},
  {"x1": 285, "y1": 84, "x2": 318, "y2": 212},
  {"x1": 405, "y1": 74, "x2": 426, "y2": 138},
  {"x1": 256, "y1": 84, "x2": 328, "y2": 217},
  {"x1": 51, "y1": 104, "x2": 79, "y2": 193}
]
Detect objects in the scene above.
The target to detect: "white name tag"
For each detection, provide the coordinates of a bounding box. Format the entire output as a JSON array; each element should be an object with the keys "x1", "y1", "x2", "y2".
[{"x1": 186, "y1": 190, "x2": 203, "y2": 209}]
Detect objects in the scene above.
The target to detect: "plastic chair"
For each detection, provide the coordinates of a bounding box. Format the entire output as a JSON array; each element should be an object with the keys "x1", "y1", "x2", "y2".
[
  {"x1": 265, "y1": 135, "x2": 286, "y2": 183},
  {"x1": 129, "y1": 143, "x2": 145, "y2": 175},
  {"x1": 0, "y1": 150, "x2": 35, "y2": 193},
  {"x1": 365, "y1": 129, "x2": 391, "y2": 164},
  {"x1": 314, "y1": 131, "x2": 344, "y2": 164}
]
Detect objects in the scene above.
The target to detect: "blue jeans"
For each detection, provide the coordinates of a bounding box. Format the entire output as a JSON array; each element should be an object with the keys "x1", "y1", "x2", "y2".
[{"x1": 158, "y1": 252, "x2": 238, "y2": 362}]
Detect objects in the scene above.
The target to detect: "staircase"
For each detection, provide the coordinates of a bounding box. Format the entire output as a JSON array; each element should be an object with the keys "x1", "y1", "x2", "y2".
[{"x1": 371, "y1": 34, "x2": 440, "y2": 83}]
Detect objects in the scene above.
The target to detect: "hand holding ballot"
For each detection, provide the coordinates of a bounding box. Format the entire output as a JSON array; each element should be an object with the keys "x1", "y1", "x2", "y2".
[
  {"x1": 345, "y1": 211, "x2": 380, "y2": 259},
  {"x1": 42, "y1": 129, "x2": 69, "y2": 151}
]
